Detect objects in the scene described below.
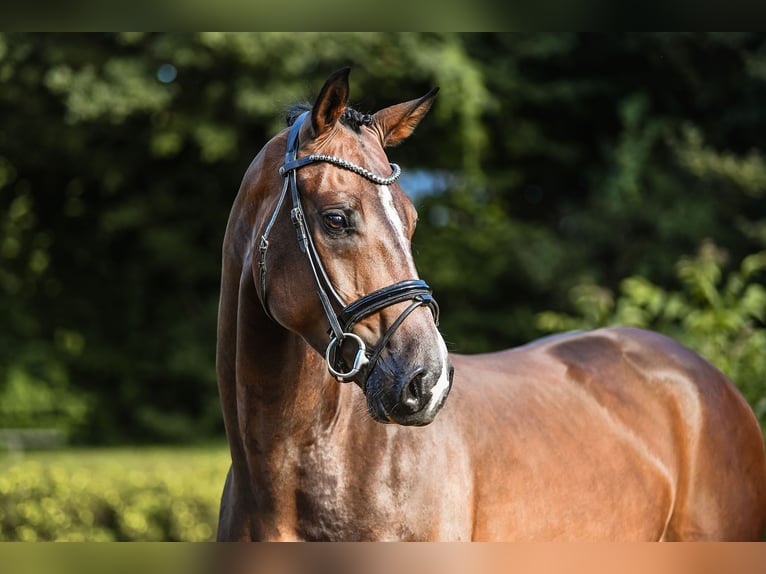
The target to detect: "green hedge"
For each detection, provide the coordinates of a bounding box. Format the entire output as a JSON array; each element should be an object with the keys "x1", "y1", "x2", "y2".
[{"x1": 0, "y1": 446, "x2": 230, "y2": 541}]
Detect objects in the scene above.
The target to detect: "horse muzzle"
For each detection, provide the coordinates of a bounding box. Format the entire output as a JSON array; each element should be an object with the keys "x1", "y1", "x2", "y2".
[{"x1": 366, "y1": 360, "x2": 454, "y2": 426}]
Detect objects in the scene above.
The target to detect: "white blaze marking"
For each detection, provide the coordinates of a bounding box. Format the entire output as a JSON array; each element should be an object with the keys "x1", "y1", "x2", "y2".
[
  {"x1": 377, "y1": 185, "x2": 416, "y2": 270},
  {"x1": 377, "y1": 185, "x2": 451, "y2": 411},
  {"x1": 427, "y1": 336, "x2": 452, "y2": 414}
]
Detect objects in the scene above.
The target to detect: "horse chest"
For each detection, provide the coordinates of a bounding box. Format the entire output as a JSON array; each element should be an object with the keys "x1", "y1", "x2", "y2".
[{"x1": 273, "y1": 436, "x2": 471, "y2": 541}]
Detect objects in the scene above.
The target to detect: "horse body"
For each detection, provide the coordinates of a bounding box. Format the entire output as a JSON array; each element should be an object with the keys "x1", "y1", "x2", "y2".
[
  {"x1": 218, "y1": 321, "x2": 766, "y2": 540},
  {"x1": 450, "y1": 327, "x2": 766, "y2": 540},
  {"x1": 216, "y1": 69, "x2": 766, "y2": 541}
]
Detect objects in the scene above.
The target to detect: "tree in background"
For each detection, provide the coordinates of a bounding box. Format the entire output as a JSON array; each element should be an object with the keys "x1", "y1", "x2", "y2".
[{"x1": 1, "y1": 33, "x2": 764, "y2": 442}]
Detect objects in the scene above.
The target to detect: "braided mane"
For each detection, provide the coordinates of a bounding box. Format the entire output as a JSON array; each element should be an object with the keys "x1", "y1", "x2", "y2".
[{"x1": 286, "y1": 103, "x2": 373, "y2": 131}]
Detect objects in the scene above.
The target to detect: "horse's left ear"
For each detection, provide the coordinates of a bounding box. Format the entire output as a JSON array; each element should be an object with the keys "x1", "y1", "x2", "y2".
[
  {"x1": 372, "y1": 87, "x2": 439, "y2": 148},
  {"x1": 311, "y1": 67, "x2": 351, "y2": 138}
]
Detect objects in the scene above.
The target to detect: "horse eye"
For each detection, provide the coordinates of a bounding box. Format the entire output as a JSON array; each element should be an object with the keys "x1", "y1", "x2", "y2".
[{"x1": 323, "y1": 212, "x2": 348, "y2": 232}]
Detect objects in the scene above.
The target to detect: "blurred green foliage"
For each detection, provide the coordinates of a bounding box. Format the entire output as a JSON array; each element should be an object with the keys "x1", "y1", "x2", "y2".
[
  {"x1": 1, "y1": 33, "x2": 765, "y2": 442},
  {"x1": 0, "y1": 446, "x2": 229, "y2": 541}
]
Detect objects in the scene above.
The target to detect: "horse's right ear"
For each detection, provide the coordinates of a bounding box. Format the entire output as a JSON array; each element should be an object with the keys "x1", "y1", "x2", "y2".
[
  {"x1": 372, "y1": 86, "x2": 439, "y2": 148},
  {"x1": 311, "y1": 68, "x2": 350, "y2": 138}
]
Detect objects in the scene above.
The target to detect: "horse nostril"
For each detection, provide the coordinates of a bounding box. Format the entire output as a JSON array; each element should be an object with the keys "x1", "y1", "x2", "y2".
[
  {"x1": 408, "y1": 379, "x2": 420, "y2": 401},
  {"x1": 399, "y1": 369, "x2": 429, "y2": 413}
]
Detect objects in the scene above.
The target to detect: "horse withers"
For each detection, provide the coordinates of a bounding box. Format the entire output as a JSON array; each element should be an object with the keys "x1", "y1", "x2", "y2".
[{"x1": 215, "y1": 68, "x2": 766, "y2": 541}]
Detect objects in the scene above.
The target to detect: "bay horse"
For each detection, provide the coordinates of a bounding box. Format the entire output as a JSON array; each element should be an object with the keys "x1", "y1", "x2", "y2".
[{"x1": 216, "y1": 68, "x2": 766, "y2": 541}]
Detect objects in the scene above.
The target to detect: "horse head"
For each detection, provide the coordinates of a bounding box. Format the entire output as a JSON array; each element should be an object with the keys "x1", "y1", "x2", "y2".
[{"x1": 254, "y1": 68, "x2": 452, "y2": 426}]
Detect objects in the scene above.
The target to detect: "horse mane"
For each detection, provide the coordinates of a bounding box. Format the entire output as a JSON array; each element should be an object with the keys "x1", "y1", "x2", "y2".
[{"x1": 286, "y1": 102, "x2": 373, "y2": 132}]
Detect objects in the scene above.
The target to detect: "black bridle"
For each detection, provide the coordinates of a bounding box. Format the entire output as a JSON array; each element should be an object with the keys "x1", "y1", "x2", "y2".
[{"x1": 257, "y1": 111, "x2": 439, "y2": 383}]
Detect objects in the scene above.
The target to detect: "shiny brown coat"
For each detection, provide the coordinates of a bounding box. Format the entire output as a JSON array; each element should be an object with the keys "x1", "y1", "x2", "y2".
[{"x1": 215, "y1": 70, "x2": 766, "y2": 541}]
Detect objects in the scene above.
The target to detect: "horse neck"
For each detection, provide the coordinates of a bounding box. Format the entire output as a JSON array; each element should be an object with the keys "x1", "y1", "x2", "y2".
[
  {"x1": 217, "y1": 154, "x2": 364, "y2": 488},
  {"x1": 217, "y1": 249, "x2": 353, "y2": 457},
  {"x1": 242, "y1": 320, "x2": 349, "y2": 444}
]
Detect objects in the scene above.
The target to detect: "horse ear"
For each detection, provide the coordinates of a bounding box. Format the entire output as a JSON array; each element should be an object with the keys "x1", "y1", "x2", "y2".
[
  {"x1": 372, "y1": 87, "x2": 439, "y2": 148},
  {"x1": 311, "y1": 68, "x2": 351, "y2": 138}
]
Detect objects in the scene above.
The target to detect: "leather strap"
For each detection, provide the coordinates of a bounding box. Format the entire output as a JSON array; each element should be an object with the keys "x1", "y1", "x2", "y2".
[{"x1": 338, "y1": 279, "x2": 439, "y2": 332}]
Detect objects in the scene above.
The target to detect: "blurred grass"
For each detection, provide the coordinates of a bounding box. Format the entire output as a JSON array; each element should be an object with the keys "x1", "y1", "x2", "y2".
[{"x1": 0, "y1": 444, "x2": 230, "y2": 541}]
